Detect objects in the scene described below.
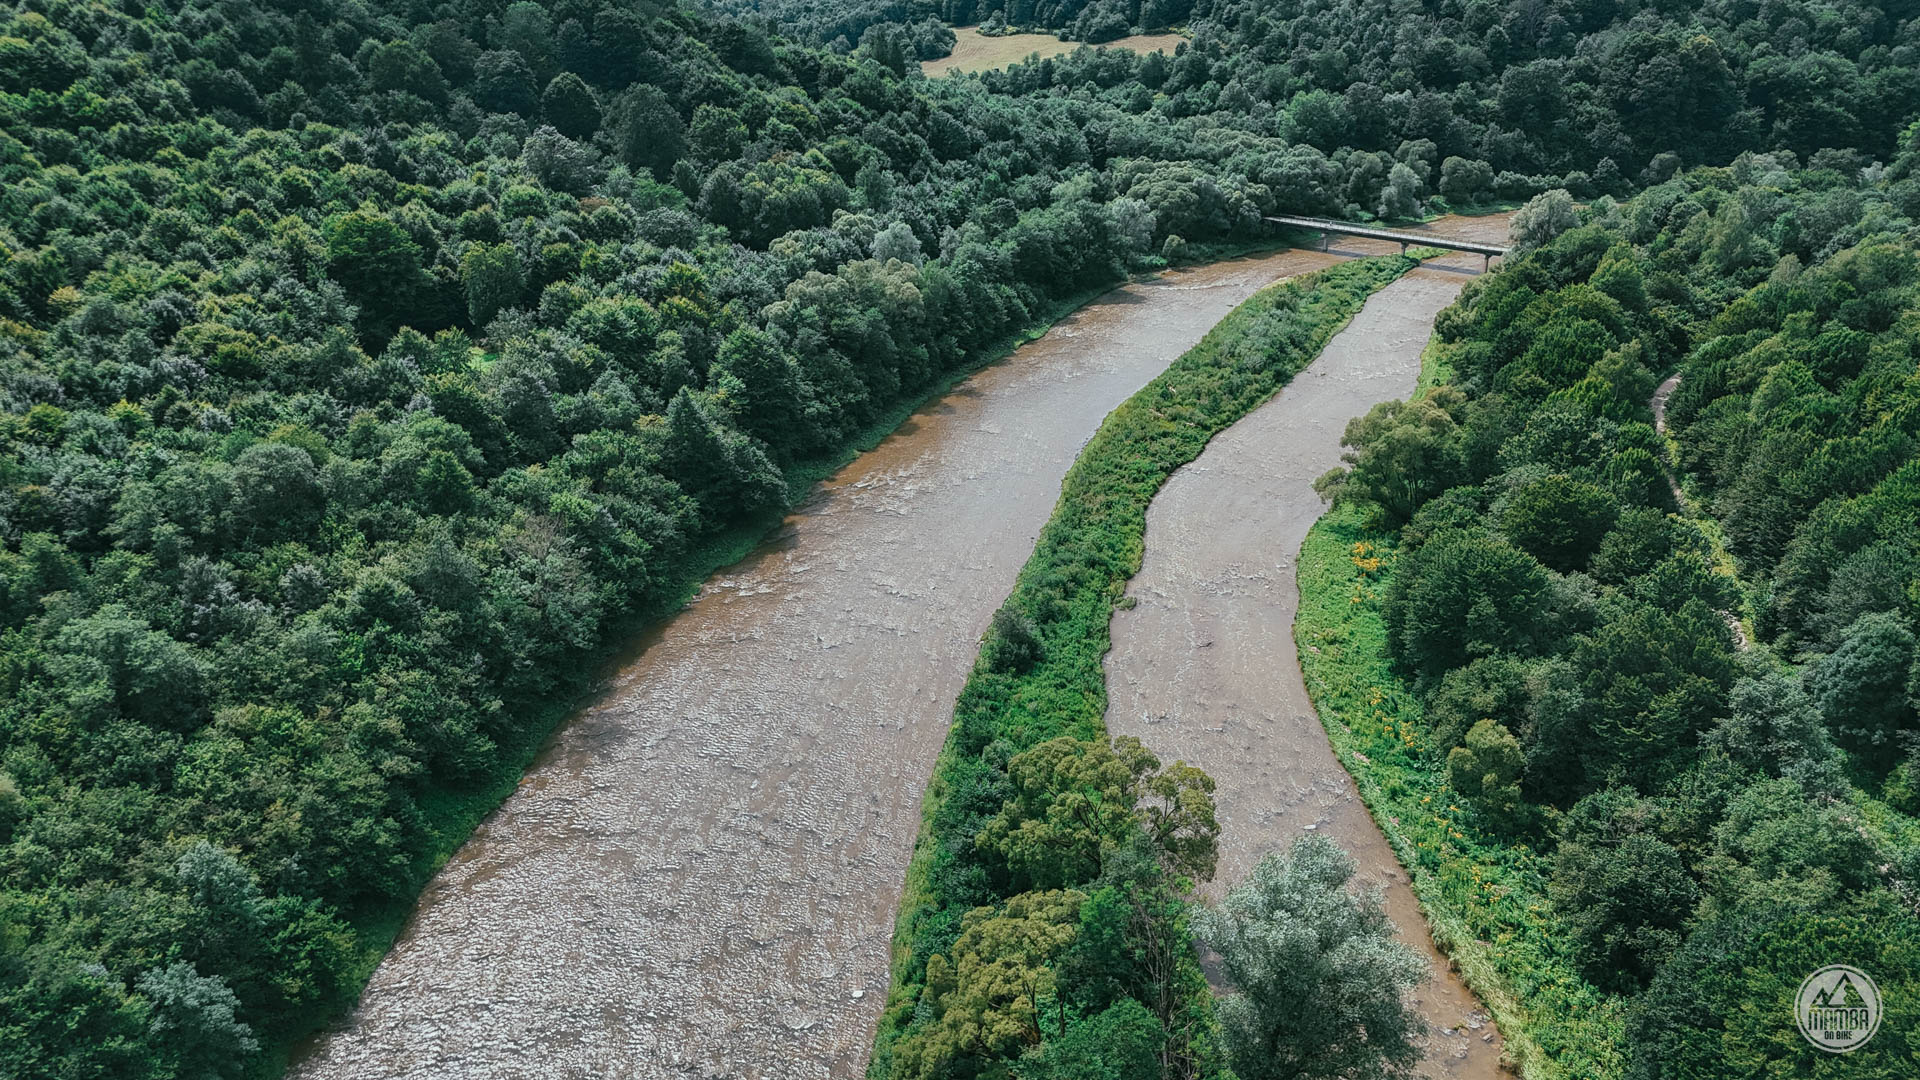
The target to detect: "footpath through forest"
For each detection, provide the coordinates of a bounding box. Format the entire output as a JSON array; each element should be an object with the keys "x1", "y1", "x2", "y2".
[{"x1": 1105, "y1": 215, "x2": 1515, "y2": 1079}]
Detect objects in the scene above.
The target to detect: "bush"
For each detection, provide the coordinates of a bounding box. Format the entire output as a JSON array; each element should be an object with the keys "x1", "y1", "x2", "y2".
[
  {"x1": 1501, "y1": 473, "x2": 1619, "y2": 572},
  {"x1": 984, "y1": 606, "x2": 1043, "y2": 674},
  {"x1": 1196, "y1": 835, "x2": 1424, "y2": 1080},
  {"x1": 1551, "y1": 789, "x2": 1699, "y2": 991},
  {"x1": 1808, "y1": 611, "x2": 1918, "y2": 761},
  {"x1": 1446, "y1": 718, "x2": 1524, "y2": 822},
  {"x1": 1509, "y1": 188, "x2": 1577, "y2": 256},
  {"x1": 1383, "y1": 527, "x2": 1557, "y2": 681}
]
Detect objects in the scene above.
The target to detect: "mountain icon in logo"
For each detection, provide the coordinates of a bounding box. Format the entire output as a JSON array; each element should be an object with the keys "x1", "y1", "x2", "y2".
[
  {"x1": 1811, "y1": 973, "x2": 1867, "y2": 1010},
  {"x1": 1796, "y1": 964, "x2": 1882, "y2": 1053}
]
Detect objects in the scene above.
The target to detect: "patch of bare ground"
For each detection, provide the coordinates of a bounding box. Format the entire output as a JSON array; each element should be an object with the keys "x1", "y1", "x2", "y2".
[{"x1": 921, "y1": 27, "x2": 1185, "y2": 76}]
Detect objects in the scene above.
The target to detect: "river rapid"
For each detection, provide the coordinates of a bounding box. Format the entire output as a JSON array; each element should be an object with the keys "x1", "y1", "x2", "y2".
[
  {"x1": 294, "y1": 246, "x2": 1361, "y2": 1079},
  {"x1": 1105, "y1": 213, "x2": 1515, "y2": 1079}
]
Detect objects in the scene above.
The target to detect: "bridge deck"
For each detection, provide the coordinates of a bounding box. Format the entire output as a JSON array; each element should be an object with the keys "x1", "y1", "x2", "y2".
[{"x1": 1262, "y1": 215, "x2": 1508, "y2": 258}]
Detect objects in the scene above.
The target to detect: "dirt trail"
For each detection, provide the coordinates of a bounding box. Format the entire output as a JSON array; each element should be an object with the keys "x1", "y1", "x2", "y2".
[
  {"x1": 291, "y1": 247, "x2": 1356, "y2": 1080},
  {"x1": 1104, "y1": 216, "x2": 1515, "y2": 1079},
  {"x1": 1651, "y1": 372, "x2": 1683, "y2": 434},
  {"x1": 1649, "y1": 372, "x2": 1750, "y2": 650},
  {"x1": 1651, "y1": 373, "x2": 1688, "y2": 507}
]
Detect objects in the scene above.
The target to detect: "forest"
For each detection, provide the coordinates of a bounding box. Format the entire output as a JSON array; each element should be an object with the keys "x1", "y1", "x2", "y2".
[
  {"x1": 0, "y1": 1, "x2": 1214, "y2": 1074},
  {"x1": 1312, "y1": 154, "x2": 1920, "y2": 1074},
  {"x1": 0, "y1": 0, "x2": 1916, "y2": 1075},
  {"x1": 716, "y1": 0, "x2": 1918, "y2": 179}
]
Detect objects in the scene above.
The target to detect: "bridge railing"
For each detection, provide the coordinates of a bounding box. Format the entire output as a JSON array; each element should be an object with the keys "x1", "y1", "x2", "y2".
[{"x1": 1261, "y1": 215, "x2": 1507, "y2": 260}]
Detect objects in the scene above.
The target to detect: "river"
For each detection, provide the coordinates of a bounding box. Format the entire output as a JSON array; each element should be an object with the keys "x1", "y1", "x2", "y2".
[
  {"x1": 294, "y1": 245, "x2": 1368, "y2": 1079},
  {"x1": 1105, "y1": 213, "x2": 1514, "y2": 1078}
]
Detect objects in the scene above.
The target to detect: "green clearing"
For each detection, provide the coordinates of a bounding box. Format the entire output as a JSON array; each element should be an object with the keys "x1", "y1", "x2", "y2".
[{"x1": 921, "y1": 27, "x2": 1185, "y2": 76}]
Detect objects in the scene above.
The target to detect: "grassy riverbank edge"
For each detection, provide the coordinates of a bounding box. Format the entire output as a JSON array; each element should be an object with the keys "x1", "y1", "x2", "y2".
[
  {"x1": 1297, "y1": 263, "x2": 1920, "y2": 1080},
  {"x1": 869, "y1": 254, "x2": 1419, "y2": 1076},
  {"x1": 1292, "y1": 331, "x2": 1623, "y2": 1080},
  {"x1": 1293, "y1": 506, "x2": 1625, "y2": 1080}
]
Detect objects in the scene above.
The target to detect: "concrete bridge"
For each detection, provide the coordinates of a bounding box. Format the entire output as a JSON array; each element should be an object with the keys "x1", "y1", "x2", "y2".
[{"x1": 1263, "y1": 214, "x2": 1507, "y2": 269}]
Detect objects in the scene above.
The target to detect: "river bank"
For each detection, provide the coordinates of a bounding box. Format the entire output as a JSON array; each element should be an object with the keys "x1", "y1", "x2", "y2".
[
  {"x1": 293, "y1": 247, "x2": 1362, "y2": 1079},
  {"x1": 1104, "y1": 262, "x2": 1509, "y2": 1079},
  {"x1": 1271, "y1": 210, "x2": 1619, "y2": 1079},
  {"x1": 1293, "y1": 504, "x2": 1622, "y2": 1080}
]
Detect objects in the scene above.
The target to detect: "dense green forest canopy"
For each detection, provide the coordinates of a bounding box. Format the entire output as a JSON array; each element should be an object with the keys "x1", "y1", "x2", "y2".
[
  {"x1": 1, "y1": 0, "x2": 1918, "y2": 1074},
  {"x1": 719, "y1": 0, "x2": 1920, "y2": 181},
  {"x1": 719, "y1": 0, "x2": 1920, "y2": 223},
  {"x1": 0, "y1": 0, "x2": 1239, "y2": 1074},
  {"x1": 971, "y1": 0, "x2": 1919, "y2": 205},
  {"x1": 1319, "y1": 148, "x2": 1920, "y2": 1073}
]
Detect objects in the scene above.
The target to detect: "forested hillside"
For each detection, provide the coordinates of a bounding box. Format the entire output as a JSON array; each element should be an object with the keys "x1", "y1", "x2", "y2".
[
  {"x1": 751, "y1": 0, "x2": 1920, "y2": 227},
  {"x1": 717, "y1": 0, "x2": 1920, "y2": 179},
  {"x1": 3, "y1": 0, "x2": 1919, "y2": 1075},
  {"x1": 0, "y1": 0, "x2": 1252, "y2": 1074},
  {"x1": 964, "y1": 0, "x2": 1918, "y2": 211},
  {"x1": 1314, "y1": 150, "x2": 1920, "y2": 1074}
]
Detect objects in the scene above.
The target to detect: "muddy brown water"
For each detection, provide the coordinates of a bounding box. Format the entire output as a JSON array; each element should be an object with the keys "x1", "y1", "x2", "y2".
[
  {"x1": 1105, "y1": 213, "x2": 1515, "y2": 1079},
  {"x1": 295, "y1": 247, "x2": 1351, "y2": 1080},
  {"x1": 293, "y1": 218, "x2": 1509, "y2": 1080}
]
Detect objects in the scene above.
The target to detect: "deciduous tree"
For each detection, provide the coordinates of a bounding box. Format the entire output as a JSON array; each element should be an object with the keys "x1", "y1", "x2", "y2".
[{"x1": 1197, "y1": 836, "x2": 1424, "y2": 1080}]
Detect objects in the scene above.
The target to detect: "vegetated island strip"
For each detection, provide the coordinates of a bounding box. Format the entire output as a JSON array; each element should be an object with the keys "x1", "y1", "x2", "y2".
[
  {"x1": 1293, "y1": 421, "x2": 1622, "y2": 1075},
  {"x1": 870, "y1": 253, "x2": 1416, "y2": 1073}
]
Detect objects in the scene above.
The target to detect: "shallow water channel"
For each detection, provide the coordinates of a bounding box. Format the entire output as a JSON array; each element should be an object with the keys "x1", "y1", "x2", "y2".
[
  {"x1": 294, "y1": 216, "x2": 1509, "y2": 1079},
  {"x1": 1106, "y1": 215, "x2": 1514, "y2": 1079}
]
